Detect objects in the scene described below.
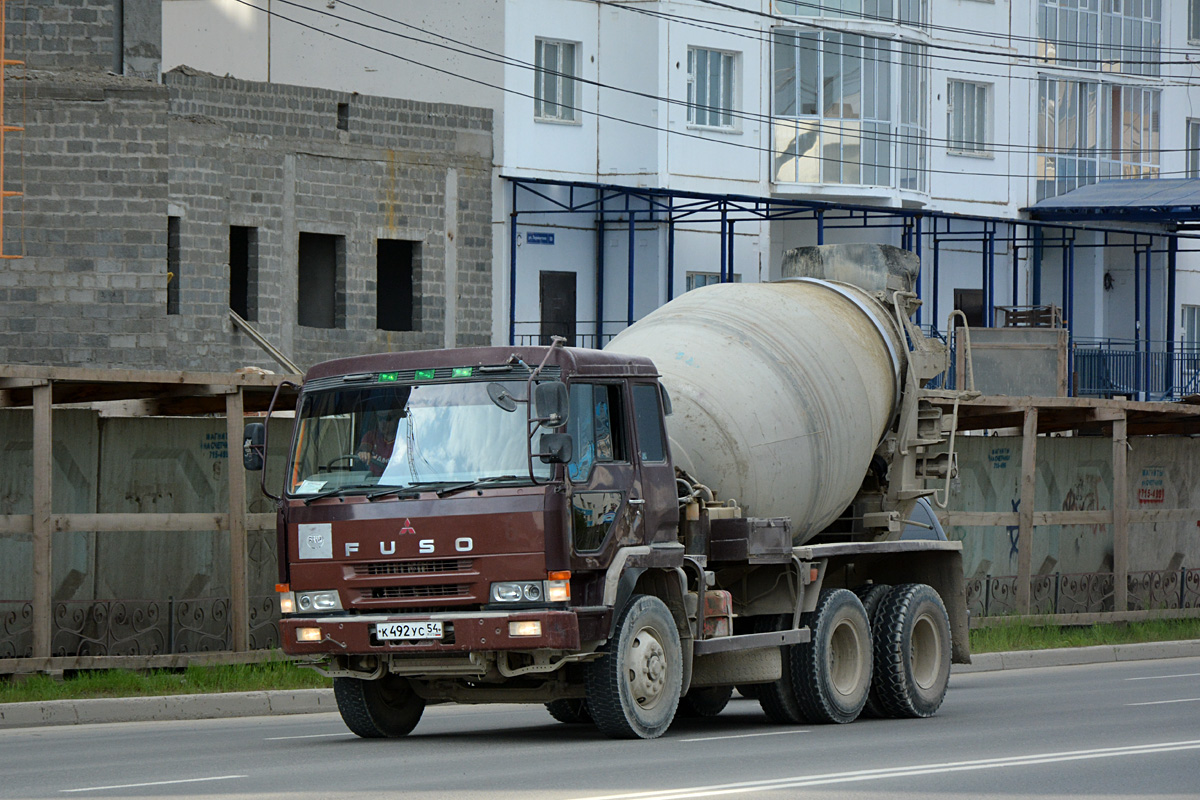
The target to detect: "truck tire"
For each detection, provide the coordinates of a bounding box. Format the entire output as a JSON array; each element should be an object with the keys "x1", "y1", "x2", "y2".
[
  {"x1": 870, "y1": 583, "x2": 952, "y2": 719},
  {"x1": 792, "y1": 588, "x2": 872, "y2": 724},
  {"x1": 754, "y1": 614, "x2": 806, "y2": 724},
  {"x1": 853, "y1": 582, "x2": 892, "y2": 718},
  {"x1": 545, "y1": 699, "x2": 592, "y2": 724},
  {"x1": 678, "y1": 685, "x2": 733, "y2": 717},
  {"x1": 735, "y1": 684, "x2": 762, "y2": 700},
  {"x1": 586, "y1": 594, "x2": 682, "y2": 739},
  {"x1": 333, "y1": 674, "x2": 426, "y2": 738}
]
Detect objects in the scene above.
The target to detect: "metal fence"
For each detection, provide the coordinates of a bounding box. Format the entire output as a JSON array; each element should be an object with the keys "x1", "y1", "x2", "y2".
[{"x1": 1073, "y1": 342, "x2": 1200, "y2": 401}]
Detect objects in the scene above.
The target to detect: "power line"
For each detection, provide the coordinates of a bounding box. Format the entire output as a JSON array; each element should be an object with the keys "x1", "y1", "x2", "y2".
[{"x1": 227, "y1": 0, "x2": 1189, "y2": 184}]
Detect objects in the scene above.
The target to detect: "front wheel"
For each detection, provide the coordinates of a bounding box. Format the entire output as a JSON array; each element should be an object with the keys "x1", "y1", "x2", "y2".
[
  {"x1": 870, "y1": 583, "x2": 952, "y2": 718},
  {"x1": 792, "y1": 588, "x2": 872, "y2": 724},
  {"x1": 333, "y1": 674, "x2": 426, "y2": 738},
  {"x1": 586, "y1": 594, "x2": 682, "y2": 739}
]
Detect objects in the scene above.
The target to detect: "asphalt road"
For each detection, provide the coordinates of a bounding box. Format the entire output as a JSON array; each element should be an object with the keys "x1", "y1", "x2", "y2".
[{"x1": 2, "y1": 656, "x2": 1197, "y2": 800}]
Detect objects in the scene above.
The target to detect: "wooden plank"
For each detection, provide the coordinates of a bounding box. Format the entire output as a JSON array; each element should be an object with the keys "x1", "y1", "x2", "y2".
[
  {"x1": 1128, "y1": 508, "x2": 1200, "y2": 523},
  {"x1": 228, "y1": 389, "x2": 249, "y2": 652},
  {"x1": 31, "y1": 384, "x2": 52, "y2": 660},
  {"x1": 1032, "y1": 510, "x2": 1112, "y2": 526},
  {"x1": 52, "y1": 513, "x2": 230, "y2": 532},
  {"x1": 1016, "y1": 407, "x2": 1037, "y2": 614},
  {"x1": 942, "y1": 511, "x2": 1020, "y2": 526},
  {"x1": 1113, "y1": 415, "x2": 1129, "y2": 613},
  {"x1": 0, "y1": 515, "x2": 32, "y2": 534}
]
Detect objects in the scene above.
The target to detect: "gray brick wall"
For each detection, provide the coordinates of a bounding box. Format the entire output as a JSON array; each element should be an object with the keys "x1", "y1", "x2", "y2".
[
  {"x1": 6, "y1": 0, "x2": 117, "y2": 72},
  {"x1": 0, "y1": 26, "x2": 493, "y2": 373}
]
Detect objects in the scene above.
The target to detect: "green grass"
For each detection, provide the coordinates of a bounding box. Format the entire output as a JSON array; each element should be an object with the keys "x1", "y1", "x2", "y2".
[
  {"x1": 969, "y1": 617, "x2": 1200, "y2": 654},
  {"x1": 0, "y1": 659, "x2": 330, "y2": 705}
]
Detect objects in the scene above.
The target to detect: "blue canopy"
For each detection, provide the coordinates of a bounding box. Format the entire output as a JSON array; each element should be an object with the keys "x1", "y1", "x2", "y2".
[{"x1": 1025, "y1": 179, "x2": 1200, "y2": 224}]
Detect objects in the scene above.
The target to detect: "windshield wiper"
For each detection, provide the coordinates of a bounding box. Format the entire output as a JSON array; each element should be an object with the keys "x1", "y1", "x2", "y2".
[
  {"x1": 301, "y1": 483, "x2": 376, "y2": 505},
  {"x1": 435, "y1": 475, "x2": 525, "y2": 498}
]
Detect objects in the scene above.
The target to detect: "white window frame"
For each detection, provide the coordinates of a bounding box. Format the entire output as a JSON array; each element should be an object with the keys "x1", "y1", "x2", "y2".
[
  {"x1": 1189, "y1": 120, "x2": 1200, "y2": 179},
  {"x1": 685, "y1": 271, "x2": 742, "y2": 292},
  {"x1": 1192, "y1": 1, "x2": 1200, "y2": 44},
  {"x1": 1183, "y1": 305, "x2": 1200, "y2": 350},
  {"x1": 534, "y1": 37, "x2": 581, "y2": 124},
  {"x1": 687, "y1": 47, "x2": 740, "y2": 131},
  {"x1": 947, "y1": 79, "x2": 992, "y2": 157}
]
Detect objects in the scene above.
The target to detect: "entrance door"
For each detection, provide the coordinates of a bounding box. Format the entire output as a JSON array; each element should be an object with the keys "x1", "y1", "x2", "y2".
[{"x1": 540, "y1": 271, "x2": 577, "y2": 346}]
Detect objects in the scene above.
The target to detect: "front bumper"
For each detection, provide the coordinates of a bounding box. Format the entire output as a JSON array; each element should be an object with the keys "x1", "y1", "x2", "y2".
[{"x1": 280, "y1": 609, "x2": 581, "y2": 655}]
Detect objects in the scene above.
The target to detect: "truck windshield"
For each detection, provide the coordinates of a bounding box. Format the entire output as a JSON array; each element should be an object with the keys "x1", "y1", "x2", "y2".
[{"x1": 286, "y1": 380, "x2": 547, "y2": 496}]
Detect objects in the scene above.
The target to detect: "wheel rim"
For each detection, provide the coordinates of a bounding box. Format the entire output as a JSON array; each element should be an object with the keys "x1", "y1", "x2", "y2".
[
  {"x1": 627, "y1": 625, "x2": 668, "y2": 710},
  {"x1": 910, "y1": 611, "x2": 942, "y2": 690},
  {"x1": 827, "y1": 618, "x2": 864, "y2": 697}
]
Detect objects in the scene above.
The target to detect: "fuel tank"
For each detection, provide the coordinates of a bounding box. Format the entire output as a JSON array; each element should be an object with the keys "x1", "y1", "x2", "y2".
[{"x1": 605, "y1": 278, "x2": 906, "y2": 544}]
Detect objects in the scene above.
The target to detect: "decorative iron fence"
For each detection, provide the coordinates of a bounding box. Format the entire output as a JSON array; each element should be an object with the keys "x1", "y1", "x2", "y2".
[{"x1": 967, "y1": 568, "x2": 1200, "y2": 618}]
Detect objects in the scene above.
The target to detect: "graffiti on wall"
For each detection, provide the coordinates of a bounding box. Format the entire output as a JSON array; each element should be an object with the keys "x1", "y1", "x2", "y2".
[{"x1": 1062, "y1": 473, "x2": 1107, "y2": 538}]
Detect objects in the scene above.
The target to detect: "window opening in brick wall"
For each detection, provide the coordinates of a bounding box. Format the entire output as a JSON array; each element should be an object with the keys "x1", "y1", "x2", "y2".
[
  {"x1": 167, "y1": 216, "x2": 180, "y2": 315},
  {"x1": 229, "y1": 225, "x2": 258, "y2": 321},
  {"x1": 377, "y1": 239, "x2": 417, "y2": 331},
  {"x1": 337, "y1": 102, "x2": 349, "y2": 131},
  {"x1": 298, "y1": 232, "x2": 344, "y2": 329}
]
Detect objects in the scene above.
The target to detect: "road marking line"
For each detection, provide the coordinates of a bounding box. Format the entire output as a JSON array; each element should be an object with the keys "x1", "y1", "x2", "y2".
[
  {"x1": 61, "y1": 775, "x2": 246, "y2": 793},
  {"x1": 565, "y1": 740, "x2": 1200, "y2": 800},
  {"x1": 1125, "y1": 673, "x2": 1200, "y2": 681},
  {"x1": 264, "y1": 732, "x2": 351, "y2": 740},
  {"x1": 680, "y1": 730, "x2": 810, "y2": 743},
  {"x1": 1125, "y1": 697, "x2": 1200, "y2": 706}
]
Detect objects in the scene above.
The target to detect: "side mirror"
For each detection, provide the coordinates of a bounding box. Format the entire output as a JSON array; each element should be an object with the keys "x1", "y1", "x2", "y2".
[
  {"x1": 538, "y1": 432, "x2": 574, "y2": 464},
  {"x1": 533, "y1": 381, "x2": 570, "y2": 428},
  {"x1": 243, "y1": 422, "x2": 266, "y2": 471}
]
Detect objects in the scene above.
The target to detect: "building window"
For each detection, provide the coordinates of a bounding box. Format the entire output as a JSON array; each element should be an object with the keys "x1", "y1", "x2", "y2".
[
  {"x1": 377, "y1": 239, "x2": 416, "y2": 332},
  {"x1": 1099, "y1": 84, "x2": 1160, "y2": 180},
  {"x1": 687, "y1": 47, "x2": 737, "y2": 129},
  {"x1": 534, "y1": 38, "x2": 579, "y2": 123},
  {"x1": 1038, "y1": 0, "x2": 1160, "y2": 77},
  {"x1": 298, "y1": 232, "x2": 344, "y2": 329},
  {"x1": 947, "y1": 80, "x2": 990, "y2": 156},
  {"x1": 167, "y1": 216, "x2": 180, "y2": 316},
  {"x1": 773, "y1": 30, "x2": 905, "y2": 187},
  {"x1": 686, "y1": 271, "x2": 741, "y2": 291},
  {"x1": 229, "y1": 225, "x2": 258, "y2": 321},
  {"x1": 1192, "y1": 1, "x2": 1200, "y2": 42},
  {"x1": 1184, "y1": 305, "x2": 1200, "y2": 350},
  {"x1": 1188, "y1": 120, "x2": 1200, "y2": 178},
  {"x1": 774, "y1": 0, "x2": 926, "y2": 26}
]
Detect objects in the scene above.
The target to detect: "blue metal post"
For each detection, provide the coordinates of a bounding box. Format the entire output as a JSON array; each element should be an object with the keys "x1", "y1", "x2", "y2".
[
  {"x1": 1032, "y1": 227, "x2": 1043, "y2": 306},
  {"x1": 667, "y1": 216, "x2": 676, "y2": 301},
  {"x1": 719, "y1": 209, "x2": 728, "y2": 282},
  {"x1": 726, "y1": 220, "x2": 735, "y2": 282},
  {"x1": 932, "y1": 235, "x2": 941, "y2": 334},
  {"x1": 1168, "y1": 236, "x2": 1178, "y2": 396},
  {"x1": 1067, "y1": 235, "x2": 1075, "y2": 395},
  {"x1": 596, "y1": 207, "x2": 606, "y2": 345},
  {"x1": 1145, "y1": 240, "x2": 1153, "y2": 397},
  {"x1": 988, "y1": 228, "x2": 997, "y2": 327},
  {"x1": 1134, "y1": 243, "x2": 1142, "y2": 398},
  {"x1": 627, "y1": 211, "x2": 636, "y2": 328},
  {"x1": 817, "y1": 210, "x2": 825, "y2": 245},
  {"x1": 509, "y1": 181, "x2": 519, "y2": 346}
]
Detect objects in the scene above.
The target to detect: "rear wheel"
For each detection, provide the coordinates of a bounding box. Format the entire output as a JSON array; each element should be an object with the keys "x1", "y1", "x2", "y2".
[
  {"x1": 755, "y1": 614, "x2": 806, "y2": 724},
  {"x1": 870, "y1": 583, "x2": 951, "y2": 719},
  {"x1": 334, "y1": 674, "x2": 426, "y2": 738},
  {"x1": 853, "y1": 583, "x2": 892, "y2": 718},
  {"x1": 545, "y1": 699, "x2": 592, "y2": 724},
  {"x1": 586, "y1": 595, "x2": 682, "y2": 739},
  {"x1": 792, "y1": 588, "x2": 872, "y2": 724},
  {"x1": 679, "y1": 685, "x2": 733, "y2": 717}
]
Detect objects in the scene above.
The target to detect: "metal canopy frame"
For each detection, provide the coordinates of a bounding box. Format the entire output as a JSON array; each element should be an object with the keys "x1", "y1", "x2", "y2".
[{"x1": 507, "y1": 178, "x2": 1200, "y2": 393}]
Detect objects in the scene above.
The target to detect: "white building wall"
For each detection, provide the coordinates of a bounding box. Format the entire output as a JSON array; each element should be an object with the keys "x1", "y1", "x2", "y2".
[{"x1": 161, "y1": 0, "x2": 1200, "y2": 354}]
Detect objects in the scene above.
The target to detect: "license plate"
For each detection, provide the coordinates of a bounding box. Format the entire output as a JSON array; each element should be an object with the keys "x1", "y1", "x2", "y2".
[{"x1": 375, "y1": 621, "x2": 444, "y2": 641}]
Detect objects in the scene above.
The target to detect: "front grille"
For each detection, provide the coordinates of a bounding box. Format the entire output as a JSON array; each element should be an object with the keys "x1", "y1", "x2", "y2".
[
  {"x1": 353, "y1": 558, "x2": 473, "y2": 577},
  {"x1": 367, "y1": 584, "x2": 472, "y2": 600}
]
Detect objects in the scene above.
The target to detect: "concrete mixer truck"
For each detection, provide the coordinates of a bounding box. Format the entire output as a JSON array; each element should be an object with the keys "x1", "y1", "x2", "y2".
[{"x1": 244, "y1": 244, "x2": 973, "y2": 740}]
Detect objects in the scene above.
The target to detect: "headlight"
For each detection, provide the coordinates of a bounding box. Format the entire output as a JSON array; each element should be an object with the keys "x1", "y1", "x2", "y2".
[
  {"x1": 490, "y1": 576, "x2": 570, "y2": 604},
  {"x1": 294, "y1": 590, "x2": 343, "y2": 612}
]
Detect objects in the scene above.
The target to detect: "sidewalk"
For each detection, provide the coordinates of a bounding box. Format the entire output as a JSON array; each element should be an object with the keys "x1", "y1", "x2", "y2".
[{"x1": 2, "y1": 639, "x2": 1198, "y2": 730}]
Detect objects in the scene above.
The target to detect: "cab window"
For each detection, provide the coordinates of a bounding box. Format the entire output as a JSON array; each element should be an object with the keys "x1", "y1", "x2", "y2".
[
  {"x1": 567, "y1": 383, "x2": 625, "y2": 482},
  {"x1": 632, "y1": 384, "x2": 666, "y2": 463}
]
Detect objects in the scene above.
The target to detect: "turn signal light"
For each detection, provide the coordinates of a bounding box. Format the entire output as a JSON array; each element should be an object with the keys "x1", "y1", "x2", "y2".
[
  {"x1": 546, "y1": 580, "x2": 570, "y2": 603},
  {"x1": 509, "y1": 621, "x2": 542, "y2": 637},
  {"x1": 297, "y1": 627, "x2": 322, "y2": 642}
]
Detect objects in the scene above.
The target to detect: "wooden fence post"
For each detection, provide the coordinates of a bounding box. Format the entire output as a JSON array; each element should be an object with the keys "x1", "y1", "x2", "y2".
[
  {"x1": 227, "y1": 388, "x2": 248, "y2": 652},
  {"x1": 1113, "y1": 413, "x2": 1129, "y2": 612},
  {"x1": 1016, "y1": 406, "x2": 1038, "y2": 615},
  {"x1": 31, "y1": 383, "x2": 52, "y2": 660}
]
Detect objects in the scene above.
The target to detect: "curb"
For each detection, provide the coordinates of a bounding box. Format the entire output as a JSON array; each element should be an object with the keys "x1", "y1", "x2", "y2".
[
  {"x1": 2, "y1": 641, "x2": 1198, "y2": 730},
  {"x1": 0, "y1": 688, "x2": 336, "y2": 730},
  {"x1": 952, "y1": 639, "x2": 1200, "y2": 674}
]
